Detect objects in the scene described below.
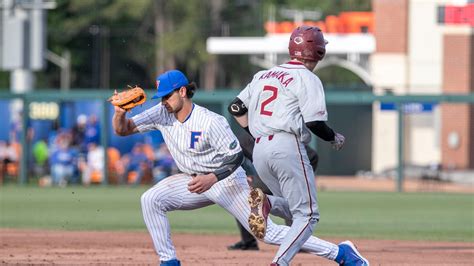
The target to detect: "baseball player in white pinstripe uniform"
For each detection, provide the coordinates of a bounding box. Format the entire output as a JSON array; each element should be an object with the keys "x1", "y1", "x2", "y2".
[
  {"x1": 229, "y1": 26, "x2": 370, "y2": 266},
  {"x1": 112, "y1": 69, "x2": 366, "y2": 266}
]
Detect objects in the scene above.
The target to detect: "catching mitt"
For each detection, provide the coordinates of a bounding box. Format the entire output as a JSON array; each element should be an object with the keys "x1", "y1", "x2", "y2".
[{"x1": 108, "y1": 86, "x2": 146, "y2": 111}]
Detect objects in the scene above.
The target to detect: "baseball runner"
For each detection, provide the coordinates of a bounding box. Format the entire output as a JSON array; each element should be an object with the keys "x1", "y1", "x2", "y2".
[
  {"x1": 112, "y1": 69, "x2": 366, "y2": 266},
  {"x1": 228, "y1": 131, "x2": 320, "y2": 251},
  {"x1": 229, "y1": 26, "x2": 369, "y2": 266}
]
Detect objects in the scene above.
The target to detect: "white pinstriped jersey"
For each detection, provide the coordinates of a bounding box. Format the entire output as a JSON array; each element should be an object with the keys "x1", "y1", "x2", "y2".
[
  {"x1": 131, "y1": 103, "x2": 243, "y2": 175},
  {"x1": 237, "y1": 61, "x2": 328, "y2": 144}
]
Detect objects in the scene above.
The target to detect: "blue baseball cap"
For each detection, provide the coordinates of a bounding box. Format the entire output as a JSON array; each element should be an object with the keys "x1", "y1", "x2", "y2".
[{"x1": 152, "y1": 70, "x2": 189, "y2": 99}]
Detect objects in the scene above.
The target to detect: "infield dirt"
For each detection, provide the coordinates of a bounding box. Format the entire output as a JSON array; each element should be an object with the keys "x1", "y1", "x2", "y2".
[{"x1": 1, "y1": 229, "x2": 473, "y2": 265}]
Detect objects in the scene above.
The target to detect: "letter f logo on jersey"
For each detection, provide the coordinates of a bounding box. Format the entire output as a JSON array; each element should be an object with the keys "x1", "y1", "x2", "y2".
[{"x1": 190, "y1": 131, "x2": 202, "y2": 149}]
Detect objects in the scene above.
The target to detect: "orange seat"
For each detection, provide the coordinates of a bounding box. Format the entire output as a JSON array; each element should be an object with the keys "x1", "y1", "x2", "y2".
[
  {"x1": 6, "y1": 163, "x2": 18, "y2": 176},
  {"x1": 86, "y1": 147, "x2": 122, "y2": 184},
  {"x1": 91, "y1": 170, "x2": 102, "y2": 183},
  {"x1": 6, "y1": 142, "x2": 21, "y2": 177},
  {"x1": 107, "y1": 147, "x2": 121, "y2": 170},
  {"x1": 106, "y1": 147, "x2": 121, "y2": 184},
  {"x1": 127, "y1": 171, "x2": 138, "y2": 184}
]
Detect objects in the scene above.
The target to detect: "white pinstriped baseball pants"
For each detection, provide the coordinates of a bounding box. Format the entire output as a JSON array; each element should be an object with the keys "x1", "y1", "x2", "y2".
[{"x1": 141, "y1": 171, "x2": 338, "y2": 263}]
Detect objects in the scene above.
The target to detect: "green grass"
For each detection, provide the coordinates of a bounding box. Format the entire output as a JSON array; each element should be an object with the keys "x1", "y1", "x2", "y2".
[
  {"x1": 1, "y1": 186, "x2": 473, "y2": 242},
  {"x1": 316, "y1": 192, "x2": 474, "y2": 241}
]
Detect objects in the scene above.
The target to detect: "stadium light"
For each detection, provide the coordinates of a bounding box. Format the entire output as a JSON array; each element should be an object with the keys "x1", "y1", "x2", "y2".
[{"x1": 279, "y1": 7, "x2": 322, "y2": 23}]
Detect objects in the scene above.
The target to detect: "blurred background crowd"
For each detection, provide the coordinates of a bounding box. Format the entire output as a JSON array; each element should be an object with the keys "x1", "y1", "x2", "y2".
[{"x1": 0, "y1": 112, "x2": 178, "y2": 186}]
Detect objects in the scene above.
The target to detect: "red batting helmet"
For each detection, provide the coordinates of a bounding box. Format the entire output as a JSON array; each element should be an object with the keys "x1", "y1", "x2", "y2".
[{"x1": 288, "y1": 26, "x2": 327, "y2": 62}]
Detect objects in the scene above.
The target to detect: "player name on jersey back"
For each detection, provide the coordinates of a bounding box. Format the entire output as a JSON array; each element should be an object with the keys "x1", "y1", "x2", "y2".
[{"x1": 258, "y1": 70, "x2": 294, "y2": 87}]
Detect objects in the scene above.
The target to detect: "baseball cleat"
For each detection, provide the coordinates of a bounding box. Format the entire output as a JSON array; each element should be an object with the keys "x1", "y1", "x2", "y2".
[
  {"x1": 227, "y1": 240, "x2": 259, "y2": 251},
  {"x1": 160, "y1": 259, "x2": 181, "y2": 266},
  {"x1": 337, "y1": 241, "x2": 369, "y2": 266},
  {"x1": 248, "y1": 187, "x2": 270, "y2": 240}
]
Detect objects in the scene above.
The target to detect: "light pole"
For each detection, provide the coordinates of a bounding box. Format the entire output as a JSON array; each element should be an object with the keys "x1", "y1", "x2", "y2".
[
  {"x1": 279, "y1": 7, "x2": 322, "y2": 24},
  {"x1": 1, "y1": 0, "x2": 56, "y2": 184},
  {"x1": 1, "y1": 0, "x2": 56, "y2": 92}
]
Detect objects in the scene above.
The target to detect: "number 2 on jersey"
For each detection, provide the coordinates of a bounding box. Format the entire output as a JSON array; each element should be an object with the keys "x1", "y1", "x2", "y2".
[{"x1": 260, "y1": 85, "x2": 278, "y2": 116}]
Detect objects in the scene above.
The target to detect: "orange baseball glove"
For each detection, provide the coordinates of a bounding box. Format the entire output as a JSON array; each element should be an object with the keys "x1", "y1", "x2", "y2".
[{"x1": 108, "y1": 86, "x2": 146, "y2": 111}]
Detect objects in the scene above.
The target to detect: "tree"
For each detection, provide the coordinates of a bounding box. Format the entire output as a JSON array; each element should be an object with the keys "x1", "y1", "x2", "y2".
[
  {"x1": 42, "y1": 0, "x2": 153, "y2": 89},
  {"x1": 41, "y1": 0, "x2": 218, "y2": 89},
  {"x1": 36, "y1": 0, "x2": 371, "y2": 90}
]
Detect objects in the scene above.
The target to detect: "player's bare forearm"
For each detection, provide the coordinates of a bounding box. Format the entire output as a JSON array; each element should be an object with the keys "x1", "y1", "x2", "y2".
[
  {"x1": 112, "y1": 106, "x2": 137, "y2": 136},
  {"x1": 234, "y1": 114, "x2": 249, "y2": 128}
]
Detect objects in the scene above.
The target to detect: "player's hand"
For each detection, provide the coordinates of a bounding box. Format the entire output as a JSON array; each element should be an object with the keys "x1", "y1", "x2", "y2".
[
  {"x1": 187, "y1": 173, "x2": 218, "y2": 194},
  {"x1": 114, "y1": 105, "x2": 127, "y2": 115},
  {"x1": 331, "y1": 132, "x2": 345, "y2": 151},
  {"x1": 112, "y1": 91, "x2": 128, "y2": 114}
]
